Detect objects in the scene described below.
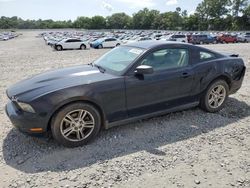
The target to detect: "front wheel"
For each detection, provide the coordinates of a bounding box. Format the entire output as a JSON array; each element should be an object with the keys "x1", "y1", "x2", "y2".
[
  {"x1": 200, "y1": 80, "x2": 229, "y2": 113},
  {"x1": 56, "y1": 45, "x2": 63, "y2": 51},
  {"x1": 51, "y1": 103, "x2": 101, "y2": 147}
]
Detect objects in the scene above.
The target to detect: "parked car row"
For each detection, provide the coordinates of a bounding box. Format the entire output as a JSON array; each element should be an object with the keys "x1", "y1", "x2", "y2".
[
  {"x1": 0, "y1": 31, "x2": 21, "y2": 41},
  {"x1": 40, "y1": 30, "x2": 250, "y2": 51}
]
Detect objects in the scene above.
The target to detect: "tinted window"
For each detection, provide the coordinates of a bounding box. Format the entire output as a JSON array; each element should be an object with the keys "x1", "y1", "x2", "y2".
[
  {"x1": 140, "y1": 48, "x2": 189, "y2": 71},
  {"x1": 200, "y1": 51, "x2": 216, "y2": 61},
  {"x1": 66, "y1": 39, "x2": 73, "y2": 42},
  {"x1": 74, "y1": 39, "x2": 81, "y2": 42},
  {"x1": 105, "y1": 38, "x2": 116, "y2": 42},
  {"x1": 174, "y1": 35, "x2": 185, "y2": 38}
]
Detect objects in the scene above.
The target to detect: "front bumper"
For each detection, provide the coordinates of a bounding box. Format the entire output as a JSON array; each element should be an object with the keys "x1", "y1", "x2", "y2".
[{"x1": 5, "y1": 101, "x2": 47, "y2": 135}]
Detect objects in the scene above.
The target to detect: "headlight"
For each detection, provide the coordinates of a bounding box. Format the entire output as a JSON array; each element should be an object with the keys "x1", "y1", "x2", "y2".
[{"x1": 17, "y1": 102, "x2": 35, "y2": 113}]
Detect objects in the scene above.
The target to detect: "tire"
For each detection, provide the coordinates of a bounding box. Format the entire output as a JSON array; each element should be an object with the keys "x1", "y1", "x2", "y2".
[
  {"x1": 51, "y1": 102, "x2": 101, "y2": 147},
  {"x1": 56, "y1": 45, "x2": 63, "y2": 51},
  {"x1": 98, "y1": 44, "x2": 103, "y2": 49},
  {"x1": 200, "y1": 41, "x2": 203, "y2": 45},
  {"x1": 116, "y1": 43, "x2": 120, "y2": 47},
  {"x1": 200, "y1": 80, "x2": 229, "y2": 113},
  {"x1": 80, "y1": 44, "x2": 86, "y2": 50}
]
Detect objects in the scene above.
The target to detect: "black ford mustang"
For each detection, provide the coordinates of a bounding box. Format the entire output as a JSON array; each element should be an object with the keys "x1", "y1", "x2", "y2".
[{"x1": 5, "y1": 41, "x2": 245, "y2": 147}]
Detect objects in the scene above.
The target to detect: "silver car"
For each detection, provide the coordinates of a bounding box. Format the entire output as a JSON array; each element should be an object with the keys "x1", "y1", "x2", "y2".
[{"x1": 237, "y1": 34, "x2": 250, "y2": 43}]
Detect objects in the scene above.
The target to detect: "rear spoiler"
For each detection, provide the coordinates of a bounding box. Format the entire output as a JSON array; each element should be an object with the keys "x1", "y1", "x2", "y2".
[
  {"x1": 229, "y1": 54, "x2": 239, "y2": 57},
  {"x1": 221, "y1": 52, "x2": 239, "y2": 57}
]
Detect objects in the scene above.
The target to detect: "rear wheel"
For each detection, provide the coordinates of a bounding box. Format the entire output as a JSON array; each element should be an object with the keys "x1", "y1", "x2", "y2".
[
  {"x1": 80, "y1": 44, "x2": 86, "y2": 50},
  {"x1": 116, "y1": 43, "x2": 120, "y2": 47},
  {"x1": 200, "y1": 80, "x2": 229, "y2": 113},
  {"x1": 51, "y1": 102, "x2": 101, "y2": 147}
]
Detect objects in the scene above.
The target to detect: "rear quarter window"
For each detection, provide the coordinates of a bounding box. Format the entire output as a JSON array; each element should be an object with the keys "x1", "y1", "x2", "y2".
[{"x1": 200, "y1": 51, "x2": 216, "y2": 61}]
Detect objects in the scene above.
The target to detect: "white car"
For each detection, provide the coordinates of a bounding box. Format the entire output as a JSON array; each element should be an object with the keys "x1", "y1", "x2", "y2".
[
  {"x1": 237, "y1": 34, "x2": 250, "y2": 43},
  {"x1": 124, "y1": 37, "x2": 154, "y2": 44},
  {"x1": 54, "y1": 38, "x2": 89, "y2": 51},
  {"x1": 168, "y1": 34, "x2": 188, "y2": 43}
]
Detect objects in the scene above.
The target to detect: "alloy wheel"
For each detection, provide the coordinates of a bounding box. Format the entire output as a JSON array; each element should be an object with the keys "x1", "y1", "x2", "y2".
[
  {"x1": 60, "y1": 109, "x2": 95, "y2": 142},
  {"x1": 208, "y1": 85, "x2": 226, "y2": 109}
]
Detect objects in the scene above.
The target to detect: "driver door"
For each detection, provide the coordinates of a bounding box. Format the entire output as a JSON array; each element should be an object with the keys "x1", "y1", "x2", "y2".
[{"x1": 125, "y1": 47, "x2": 195, "y2": 118}]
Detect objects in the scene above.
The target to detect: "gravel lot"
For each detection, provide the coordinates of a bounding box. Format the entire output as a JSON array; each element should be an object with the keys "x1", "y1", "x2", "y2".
[{"x1": 0, "y1": 31, "x2": 249, "y2": 188}]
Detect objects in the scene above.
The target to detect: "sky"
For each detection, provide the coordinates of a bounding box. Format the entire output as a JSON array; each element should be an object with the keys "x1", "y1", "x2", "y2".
[{"x1": 0, "y1": 0, "x2": 202, "y2": 21}]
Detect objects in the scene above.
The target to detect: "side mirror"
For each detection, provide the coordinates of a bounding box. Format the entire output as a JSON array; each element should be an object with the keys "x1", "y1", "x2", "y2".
[{"x1": 135, "y1": 65, "x2": 154, "y2": 75}]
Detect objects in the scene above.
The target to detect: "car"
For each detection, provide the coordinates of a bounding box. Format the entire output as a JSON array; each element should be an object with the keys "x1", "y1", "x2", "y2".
[
  {"x1": 217, "y1": 34, "x2": 237, "y2": 43},
  {"x1": 168, "y1": 34, "x2": 188, "y2": 43},
  {"x1": 5, "y1": 41, "x2": 246, "y2": 147},
  {"x1": 236, "y1": 34, "x2": 250, "y2": 43},
  {"x1": 190, "y1": 34, "x2": 217, "y2": 44},
  {"x1": 90, "y1": 37, "x2": 121, "y2": 49},
  {"x1": 125, "y1": 37, "x2": 154, "y2": 44},
  {"x1": 54, "y1": 38, "x2": 88, "y2": 51}
]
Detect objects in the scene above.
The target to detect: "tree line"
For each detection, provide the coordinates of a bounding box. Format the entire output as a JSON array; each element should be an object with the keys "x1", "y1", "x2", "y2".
[{"x1": 1, "y1": 0, "x2": 250, "y2": 31}]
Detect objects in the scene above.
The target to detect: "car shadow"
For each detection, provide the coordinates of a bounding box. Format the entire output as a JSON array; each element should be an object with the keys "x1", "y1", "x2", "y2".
[{"x1": 2, "y1": 97, "x2": 250, "y2": 173}]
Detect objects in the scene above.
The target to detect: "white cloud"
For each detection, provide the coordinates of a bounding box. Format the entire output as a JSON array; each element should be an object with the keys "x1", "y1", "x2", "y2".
[
  {"x1": 166, "y1": 0, "x2": 178, "y2": 6},
  {"x1": 115, "y1": 0, "x2": 155, "y2": 8},
  {"x1": 102, "y1": 1, "x2": 114, "y2": 12}
]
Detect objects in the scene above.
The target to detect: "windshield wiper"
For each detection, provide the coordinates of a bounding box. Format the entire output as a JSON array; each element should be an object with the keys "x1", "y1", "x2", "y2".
[
  {"x1": 88, "y1": 62, "x2": 106, "y2": 73},
  {"x1": 94, "y1": 63, "x2": 106, "y2": 73}
]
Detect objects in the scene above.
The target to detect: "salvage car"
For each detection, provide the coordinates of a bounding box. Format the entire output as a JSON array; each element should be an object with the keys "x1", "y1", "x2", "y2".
[
  {"x1": 54, "y1": 38, "x2": 88, "y2": 51},
  {"x1": 90, "y1": 37, "x2": 121, "y2": 49},
  {"x1": 217, "y1": 34, "x2": 237, "y2": 43},
  {"x1": 5, "y1": 41, "x2": 246, "y2": 147},
  {"x1": 190, "y1": 34, "x2": 217, "y2": 44},
  {"x1": 168, "y1": 34, "x2": 188, "y2": 43},
  {"x1": 236, "y1": 33, "x2": 250, "y2": 43}
]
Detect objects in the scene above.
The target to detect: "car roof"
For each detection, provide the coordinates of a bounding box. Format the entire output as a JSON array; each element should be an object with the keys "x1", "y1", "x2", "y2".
[{"x1": 124, "y1": 41, "x2": 192, "y2": 49}]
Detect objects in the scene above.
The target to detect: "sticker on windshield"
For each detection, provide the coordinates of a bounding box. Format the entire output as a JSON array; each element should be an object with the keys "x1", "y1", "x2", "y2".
[{"x1": 129, "y1": 48, "x2": 143, "y2": 55}]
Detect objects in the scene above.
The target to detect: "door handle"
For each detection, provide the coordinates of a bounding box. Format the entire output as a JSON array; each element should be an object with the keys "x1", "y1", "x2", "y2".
[{"x1": 181, "y1": 72, "x2": 190, "y2": 78}]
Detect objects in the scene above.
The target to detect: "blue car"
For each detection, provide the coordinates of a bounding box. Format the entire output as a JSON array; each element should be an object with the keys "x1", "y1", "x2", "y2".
[{"x1": 90, "y1": 37, "x2": 120, "y2": 49}]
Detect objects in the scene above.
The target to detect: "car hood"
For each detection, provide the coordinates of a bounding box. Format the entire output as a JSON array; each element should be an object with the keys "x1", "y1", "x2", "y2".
[{"x1": 7, "y1": 65, "x2": 117, "y2": 101}]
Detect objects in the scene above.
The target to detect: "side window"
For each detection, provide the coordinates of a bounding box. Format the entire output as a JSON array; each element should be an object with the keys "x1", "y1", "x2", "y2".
[
  {"x1": 140, "y1": 48, "x2": 189, "y2": 71},
  {"x1": 105, "y1": 38, "x2": 116, "y2": 42},
  {"x1": 200, "y1": 51, "x2": 216, "y2": 61}
]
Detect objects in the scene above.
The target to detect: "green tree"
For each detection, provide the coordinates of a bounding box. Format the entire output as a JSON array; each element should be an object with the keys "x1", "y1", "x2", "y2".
[
  {"x1": 196, "y1": 0, "x2": 231, "y2": 30},
  {"x1": 231, "y1": 0, "x2": 248, "y2": 16},
  {"x1": 106, "y1": 13, "x2": 132, "y2": 29},
  {"x1": 90, "y1": 16, "x2": 106, "y2": 29},
  {"x1": 133, "y1": 8, "x2": 160, "y2": 29},
  {"x1": 74, "y1": 16, "x2": 91, "y2": 29}
]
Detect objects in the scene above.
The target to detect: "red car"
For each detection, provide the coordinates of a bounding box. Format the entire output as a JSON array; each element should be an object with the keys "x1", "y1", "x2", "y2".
[{"x1": 217, "y1": 34, "x2": 237, "y2": 43}]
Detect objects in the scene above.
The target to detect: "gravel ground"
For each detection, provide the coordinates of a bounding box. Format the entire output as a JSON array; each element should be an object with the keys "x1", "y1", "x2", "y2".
[{"x1": 0, "y1": 31, "x2": 249, "y2": 188}]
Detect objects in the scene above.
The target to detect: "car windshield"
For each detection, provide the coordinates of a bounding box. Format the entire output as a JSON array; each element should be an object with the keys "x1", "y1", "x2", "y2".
[{"x1": 94, "y1": 46, "x2": 145, "y2": 74}]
